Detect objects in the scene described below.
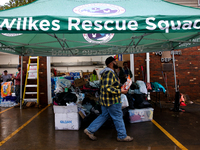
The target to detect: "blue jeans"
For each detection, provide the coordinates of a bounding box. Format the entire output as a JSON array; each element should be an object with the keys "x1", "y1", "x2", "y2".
[
  {"x1": 15, "y1": 85, "x2": 20, "y2": 103},
  {"x1": 15, "y1": 85, "x2": 24, "y2": 103},
  {"x1": 86, "y1": 103, "x2": 127, "y2": 139}
]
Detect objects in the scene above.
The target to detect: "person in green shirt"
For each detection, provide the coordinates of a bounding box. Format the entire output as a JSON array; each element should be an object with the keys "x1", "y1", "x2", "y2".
[{"x1": 90, "y1": 70, "x2": 99, "y2": 82}]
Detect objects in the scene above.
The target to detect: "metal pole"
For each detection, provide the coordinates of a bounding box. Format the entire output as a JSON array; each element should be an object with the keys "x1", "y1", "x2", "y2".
[
  {"x1": 20, "y1": 55, "x2": 23, "y2": 109},
  {"x1": 146, "y1": 53, "x2": 150, "y2": 83},
  {"x1": 47, "y1": 56, "x2": 52, "y2": 104},
  {"x1": 172, "y1": 50, "x2": 181, "y2": 112},
  {"x1": 146, "y1": 53, "x2": 151, "y2": 100},
  {"x1": 172, "y1": 51, "x2": 177, "y2": 92},
  {"x1": 130, "y1": 54, "x2": 135, "y2": 82}
]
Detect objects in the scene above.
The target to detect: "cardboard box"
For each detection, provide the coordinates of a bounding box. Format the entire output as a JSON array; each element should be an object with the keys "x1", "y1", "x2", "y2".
[
  {"x1": 128, "y1": 108, "x2": 154, "y2": 123},
  {"x1": 53, "y1": 105, "x2": 80, "y2": 130},
  {"x1": 123, "y1": 54, "x2": 130, "y2": 61},
  {"x1": 116, "y1": 61, "x2": 124, "y2": 67},
  {"x1": 74, "y1": 78, "x2": 86, "y2": 87},
  {"x1": 78, "y1": 111, "x2": 86, "y2": 119}
]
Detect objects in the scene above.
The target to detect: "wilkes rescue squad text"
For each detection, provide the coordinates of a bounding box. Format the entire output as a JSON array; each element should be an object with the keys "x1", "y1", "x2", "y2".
[{"x1": 1, "y1": 17, "x2": 200, "y2": 33}]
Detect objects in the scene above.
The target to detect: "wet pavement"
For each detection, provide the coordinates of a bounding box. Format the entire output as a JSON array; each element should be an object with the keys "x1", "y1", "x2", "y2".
[{"x1": 0, "y1": 101, "x2": 199, "y2": 150}]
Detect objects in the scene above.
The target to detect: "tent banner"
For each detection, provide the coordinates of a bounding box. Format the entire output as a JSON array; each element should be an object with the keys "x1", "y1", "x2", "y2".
[
  {"x1": 1, "y1": 16, "x2": 200, "y2": 33},
  {"x1": 8, "y1": 42, "x2": 191, "y2": 56},
  {"x1": 176, "y1": 36, "x2": 200, "y2": 49},
  {"x1": 1, "y1": 39, "x2": 199, "y2": 56}
]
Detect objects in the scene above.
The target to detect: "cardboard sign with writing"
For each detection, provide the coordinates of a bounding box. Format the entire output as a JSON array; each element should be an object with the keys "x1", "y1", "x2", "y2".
[{"x1": 74, "y1": 78, "x2": 86, "y2": 87}]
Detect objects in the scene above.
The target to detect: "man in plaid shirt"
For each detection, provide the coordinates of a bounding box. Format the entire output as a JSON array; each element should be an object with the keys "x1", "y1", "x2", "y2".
[{"x1": 84, "y1": 56, "x2": 133, "y2": 142}]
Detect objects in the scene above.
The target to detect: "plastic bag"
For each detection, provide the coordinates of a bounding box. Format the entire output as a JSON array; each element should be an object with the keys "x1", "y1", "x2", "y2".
[
  {"x1": 1, "y1": 82, "x2": 12, "y2": 98},
  {"x1": 54, "y1": 79, "x2": 72, "y2": 94},
  {"x1": 121, "y1": 94, "x2": 129, "y2": 108},
  {"x1": 121, "y1": 75, "x2": 132, "y2": 90},
  {"x1": 77, "y1": 93, "x2": 85, "y2": 103},
  {"x1": 128, "y1": 89, "x2": 134, "y2": 94},
  {"x1": 136, "y1": 80, "x2": 147, "y2": 94},
  {"x1": 57, "y1": 79, "x2": 71, "y2": 88},
  {"x1": 89, "y1": 80, "x2": 100, "y2": 88},
  {"x1": 54, "y1": 87, "x2": 63, "y2": 94},
  {"x1": 55, "y1": 92, "x2": 77, "y2": 105}
]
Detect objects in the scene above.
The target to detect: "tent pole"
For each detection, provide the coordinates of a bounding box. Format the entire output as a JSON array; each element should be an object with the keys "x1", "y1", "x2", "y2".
[
  {"x1": 172, "y1": 50, "x2": 182, "y2": 112},
  {"x1": 20, "y1": 55, "x2": 23, "y2": 109},
  {"x1": 53, "y1": 34, "x2": 74, "y2": 55},
  {"x1": 130, "y1": 54, "x2": 134, "y2": 82},
  {"x1": 172, "y1": 50, "x2": 177, "y2": 92},
  {"x1": 146, "y1": 53, "x2": 151, "y2": 100},
  {"x1": 123, "y1": 34, "x2": 145, "y2": 53},
  {"x1": 47, "y1": 56, "x2": 52, "y2": 104}
]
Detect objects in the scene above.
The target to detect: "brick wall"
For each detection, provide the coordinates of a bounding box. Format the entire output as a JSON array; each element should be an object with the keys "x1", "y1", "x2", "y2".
[
  {"x1": 133, "y1": 46, "x2": 200, "y2": 101},
  {"x1": 19, "y1": 56, "x2": 48, "y2": 106}
]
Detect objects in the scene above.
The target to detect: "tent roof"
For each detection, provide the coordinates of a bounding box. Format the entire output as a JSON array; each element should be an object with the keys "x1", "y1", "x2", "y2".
[
  {"x1": 0, "y1": 0, "x2": 200, "y2": 56},
  {"x1": 1, "y1": 0, "x2": 200, "y2": 18}
]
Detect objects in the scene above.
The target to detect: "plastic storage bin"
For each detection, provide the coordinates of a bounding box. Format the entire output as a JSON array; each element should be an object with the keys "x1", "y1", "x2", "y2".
[{"x1": 128, "y1": 108, "x2": 154, "y2": 123}]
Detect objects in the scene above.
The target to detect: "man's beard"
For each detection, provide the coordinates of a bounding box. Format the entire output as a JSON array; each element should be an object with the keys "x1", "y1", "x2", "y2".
[{"x1": 113, "y1": 64, "x2": 118, "y2": 69}]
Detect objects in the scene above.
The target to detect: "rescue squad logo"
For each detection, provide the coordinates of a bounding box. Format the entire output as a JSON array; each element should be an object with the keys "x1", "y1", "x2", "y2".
[
  {"x1": 83, "y1": 33, "x2": 114, "y2": 44},
  {"x1": 73, "y1": 3, "x2": 125, "y2": 17}
]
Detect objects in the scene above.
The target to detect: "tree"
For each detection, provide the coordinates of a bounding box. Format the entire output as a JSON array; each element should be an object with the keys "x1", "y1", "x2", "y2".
[{"x1": 0, "y1": 0, "x2": 36, "y2": 10}]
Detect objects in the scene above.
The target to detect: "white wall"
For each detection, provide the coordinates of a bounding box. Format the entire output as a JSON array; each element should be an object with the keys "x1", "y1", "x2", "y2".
[
  {"x1": 0, "y1": 53, "x2": 19, "y2": 74},
  {"x1": 51, "y1": 56, "x2": 112, "y2": 73},
  {"x1": 54, "y1": 66, "x2": 99, "y2": 73},
  {"x1": 51, "y1": 56, "x2": 106, "y2": 63}
]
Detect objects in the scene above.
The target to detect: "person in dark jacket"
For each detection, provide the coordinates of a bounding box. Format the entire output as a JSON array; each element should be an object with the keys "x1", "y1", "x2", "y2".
[
  {"x1": 117, "y1": 66, "x2": 127, "y2": 84},
  {"x1": 84, "y1": 56, "x2": 133, "y2": 142},
  {"x1": 118, "y1": 61, "x2": 133, "y2": 84},
  {"x1": 121, "y1": 61, "x2": 133, "y2": 78}
]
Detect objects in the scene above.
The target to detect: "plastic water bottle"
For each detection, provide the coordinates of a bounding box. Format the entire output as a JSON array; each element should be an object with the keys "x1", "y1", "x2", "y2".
[
  {"x1": 7, "y1": 101, "x2": 10, "y2": 107},
  {"x1": 1, "y1": 101, "x2": 5, "y2": 107},
  {"x1": 0, "y1": 96, "x2": 2, "y2": 106},
  {"x1": 5, "y1": 101, "x2": 8, "y2": 107}
]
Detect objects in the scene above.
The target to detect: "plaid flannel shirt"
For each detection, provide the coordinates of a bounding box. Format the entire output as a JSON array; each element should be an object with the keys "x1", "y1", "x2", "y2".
[{"x1": 99, "y1": 70, "x2": 121, "y2": 106}]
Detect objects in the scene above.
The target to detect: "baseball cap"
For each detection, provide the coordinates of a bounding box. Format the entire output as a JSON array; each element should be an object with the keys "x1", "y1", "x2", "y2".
[
  {"x1": 105, "y1": 56, "x2": 115, "y2": 66},
  {"x1": 17, "y1": 64, "x2": 21, "y2": 68}
]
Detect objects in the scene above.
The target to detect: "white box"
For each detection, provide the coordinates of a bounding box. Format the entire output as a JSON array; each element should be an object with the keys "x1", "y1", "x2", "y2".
[
  {"x1": 55, "y1": 113, "x2": 80, "y2": 130},
  {"x1": 53, "y1": 105, "x2": 80, "y2": 130},
  {"x1": 128, "y1": 108, "x2": 154, "y2": 123},
  {"x1": 53, "y1": 105, "x2": 78, "y2": 113}
]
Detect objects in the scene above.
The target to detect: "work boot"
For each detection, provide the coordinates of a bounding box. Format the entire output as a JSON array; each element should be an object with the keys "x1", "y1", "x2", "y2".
[
  {"x1": 117, "y1": 136, "x2": 133, "y2": 142},
  {"x1": 84, "y1": 129, "x2": 97, "y2": 141}
]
